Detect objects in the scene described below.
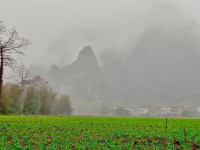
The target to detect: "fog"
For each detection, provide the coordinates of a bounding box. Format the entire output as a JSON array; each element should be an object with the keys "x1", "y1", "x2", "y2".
[{"x1": 1, "y1": 0, "x2": 200, "y2": 115}]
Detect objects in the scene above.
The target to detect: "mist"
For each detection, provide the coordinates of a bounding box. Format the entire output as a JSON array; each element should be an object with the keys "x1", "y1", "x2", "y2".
[{"x1": 1, "y1": 0, "x2": 200, "y2": 115}]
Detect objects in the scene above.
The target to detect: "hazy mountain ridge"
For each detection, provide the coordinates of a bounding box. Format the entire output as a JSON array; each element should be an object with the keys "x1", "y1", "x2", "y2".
[
  {"x1": 47, "y1": 21, "x2": 200, "y2": 107},
  {"x1": 102, "y1": 26, "x2": 200, "y2": 106},
  {"x1": 48, "y1": 39, "x2": 200, "y2": 106},
  {"x1": 49, "y1": 46, "x2": 105, "y2": 101}
]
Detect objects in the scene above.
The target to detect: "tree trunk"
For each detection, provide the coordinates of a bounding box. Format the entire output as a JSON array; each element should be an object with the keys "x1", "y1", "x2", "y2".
[{"x1": 0, "y1": 46, "x2": 3, "y2": 112}]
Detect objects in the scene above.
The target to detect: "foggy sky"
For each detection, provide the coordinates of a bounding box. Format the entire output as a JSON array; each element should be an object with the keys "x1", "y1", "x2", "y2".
[{"x1": 1, "y1": 0, "x2": 200, "y2": 79}]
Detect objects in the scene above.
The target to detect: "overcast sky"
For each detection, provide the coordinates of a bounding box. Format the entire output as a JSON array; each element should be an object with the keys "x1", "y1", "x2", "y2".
[{"x1": 1, "y1": 0, "x2": 200, "y2": 79}]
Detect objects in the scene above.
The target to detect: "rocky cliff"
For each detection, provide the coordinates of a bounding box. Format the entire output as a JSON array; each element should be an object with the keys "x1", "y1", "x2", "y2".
[{"x1": 49, "y1": 46, "x2": 105, "y2": 101}]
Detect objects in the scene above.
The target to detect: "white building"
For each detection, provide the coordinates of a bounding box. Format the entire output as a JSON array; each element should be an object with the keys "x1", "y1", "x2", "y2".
[
  {"x1": 126, "y1": 107, "x2": 148, "y2": 116},
  {"x1": 198, "y1": 106, "x2": 200, "y2": 112}
]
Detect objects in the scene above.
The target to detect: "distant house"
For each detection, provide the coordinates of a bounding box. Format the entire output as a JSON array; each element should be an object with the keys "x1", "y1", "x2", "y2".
[
  {"x1": 168, "y1": 108, "x2": 182, "y2": 117},
  {"x1": 160, "y1": 107, "x2": 169, "y2": 116},
  {"x1": 148, "y1": 107, "x2": 160, "y2": 116},
  {"x1": 125, "y1": 108, "x2": 134, "y2": 114},
  {"x1": 139, "y1": 107, "x2": 148, "y2": 115},
  {"x1": 130, "y1": 107, "x2": 140, "y2": 116},
  {"x1": 107, "y1": 107, "x2": 116, "y2": 116},
  {"x1": 198, "y1": 106, "x2": 200, "y2": 112},
  {"x1": 128, "y1": 107, "x2": 148, "y2": 116}
]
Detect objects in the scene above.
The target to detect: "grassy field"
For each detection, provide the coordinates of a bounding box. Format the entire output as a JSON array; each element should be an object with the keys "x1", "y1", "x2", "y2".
[{"x1": 0, "y1": 116, "x2": 200, "y2": 149}]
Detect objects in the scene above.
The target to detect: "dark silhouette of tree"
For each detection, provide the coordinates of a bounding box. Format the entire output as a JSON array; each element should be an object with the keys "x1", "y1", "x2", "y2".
[
  {"x1": 17, "y1": 63, "x2": 30, "y2": 85},
  {"x1": 0, "y1": 21, "x2": 30, "y2": 112},
  {"x1": 56, "y1": 94, "x2": 73, "y2": 115},
  {"x1": 115, "y1": 107, "x2": 130, "y2": 116},
  {"x1": 16, "y1": 63, "x2": 30, "y2": 113}
]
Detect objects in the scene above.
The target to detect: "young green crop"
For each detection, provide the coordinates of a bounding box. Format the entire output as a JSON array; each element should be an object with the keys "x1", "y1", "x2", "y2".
[{"x1": 0, "y1": 116, "x2": 200, "y2": 149}]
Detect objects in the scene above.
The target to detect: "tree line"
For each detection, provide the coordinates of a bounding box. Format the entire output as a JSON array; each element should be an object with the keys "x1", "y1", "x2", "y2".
[
  {"x1": 0, "y1": 21, "x2": 73, "y2": 115},
  {"x1": 1, "y1": 75, "x2": 73, "y2": 115}
]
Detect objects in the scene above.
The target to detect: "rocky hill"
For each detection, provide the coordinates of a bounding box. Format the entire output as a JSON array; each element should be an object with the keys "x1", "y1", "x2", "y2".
[
  {"x1": 49, "y1": 46, "x2": 105, "y2": 101},
  {"x1": 49, "y1": 34, "x2": 200, "y2": 107},
  {"x1": 102, "y1": 28, "x2": 200, "y2": 106}
]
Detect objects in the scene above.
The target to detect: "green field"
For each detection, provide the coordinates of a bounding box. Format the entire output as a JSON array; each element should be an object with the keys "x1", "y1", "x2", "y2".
[{"x1": 0, "y1": 116, "x2": 200, "y2": 149}]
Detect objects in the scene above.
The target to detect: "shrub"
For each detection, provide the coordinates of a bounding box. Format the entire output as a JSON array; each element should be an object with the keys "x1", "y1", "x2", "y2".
[{"x1": 55, "y1": 94, "x2": 73, "y2": 115}]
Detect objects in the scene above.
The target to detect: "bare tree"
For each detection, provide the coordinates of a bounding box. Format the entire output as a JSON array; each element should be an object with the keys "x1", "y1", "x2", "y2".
[
  {"x1": 0, "y1": 21, "x2": 30, "y2": 111},
  {"x1": 17, "y1": 62, "x2": 31, "y2": 86},
  {"x1": 16, "y1": 62, "x2": 31, "y2": 113}
]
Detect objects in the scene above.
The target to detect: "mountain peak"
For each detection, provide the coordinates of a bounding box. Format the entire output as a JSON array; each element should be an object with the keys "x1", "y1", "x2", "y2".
[
  {"x1": 77, "y1": 45, "x2": 96, "y2": 63},
  {"x1": 50, "y1": 64, "x2": 60, "y2": 71},
  {"x1": 48, "y1": 45, "x2": 105, "y2": 102},
  {"x1": 49, "y1": 64, "x2": 61, "y2": 77}
]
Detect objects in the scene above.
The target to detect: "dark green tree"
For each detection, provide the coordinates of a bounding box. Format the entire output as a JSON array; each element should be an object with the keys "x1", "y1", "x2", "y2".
[
  {"x1": 56, "y1": 94, "x2": 73, "y2": 115},
  {"x1": 115, "y1": 107, "x2": 130, "y2": 116},
  {"x1": 1, "y1": 83, "x2": 23, "y2": 114},
  {"x1": 23, "y1": 87, "x2": 41, "y2": 115},
  {"x1": 38, "y1": 86, "x2": 57, "y2": 115}
]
